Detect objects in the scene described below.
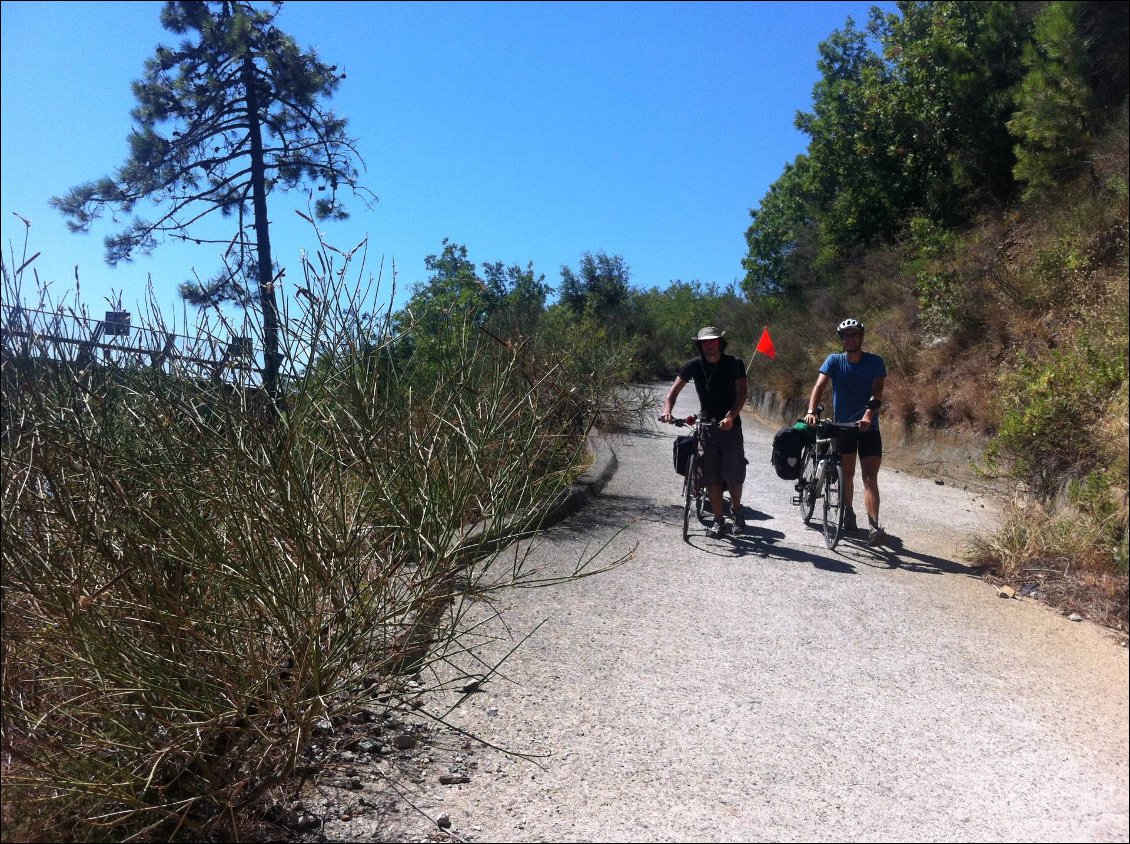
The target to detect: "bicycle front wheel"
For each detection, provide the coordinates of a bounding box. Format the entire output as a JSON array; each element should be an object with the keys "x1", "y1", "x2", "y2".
[
  {"x1": 683, "y1": 452, "x2": 697, "y2": 542},
  {"x1": 799, "y1": 447, "x2": 818, "y2": 524},
  {"x1": 822, "y1": 460, "x2": 844, "y2": 549}
]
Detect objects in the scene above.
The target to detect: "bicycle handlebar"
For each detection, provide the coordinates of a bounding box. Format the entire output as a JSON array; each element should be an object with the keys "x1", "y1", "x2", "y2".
[{"x1": 659, "y1": 414, "x2": 721, "y2": 428}]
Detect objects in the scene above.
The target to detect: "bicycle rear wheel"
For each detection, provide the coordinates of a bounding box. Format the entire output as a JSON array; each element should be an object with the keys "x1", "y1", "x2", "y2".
[
  {"x1": 822, "y1": 460, "x2": 844, "y2": 549},
  {"x1": 683, "y1": 452, "x2": 697, "y2": 542},
  {"x1": 799, "y1": 447, "x2": 818, "y2": 524}
]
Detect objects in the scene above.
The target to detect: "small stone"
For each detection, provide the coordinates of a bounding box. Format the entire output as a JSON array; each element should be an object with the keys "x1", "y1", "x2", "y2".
[
  {"x1": 486, "y1": 707, "x2": 499, "y2": 717},
  {"x1": 392, "y1": 733, "x2": 417, "y2": 750},
  {"x1": 934, "y1": 478, "x2": 945, "y2": 485},
  {"x1": 436, "y1": 812, "x2": 452, "y2": 829},
  {"x1": 997, "y1": 585, "x2": 1015, "y2": 599},
  {"x1": 440, "y1": 773, "x2": 470, "y2": 785},
  {"x1": 1067, "y1": 613, "x2": 1084, "y2": 622},
  {"x1": 293, "y1": 814, "x2": 320, "y2": 833}
]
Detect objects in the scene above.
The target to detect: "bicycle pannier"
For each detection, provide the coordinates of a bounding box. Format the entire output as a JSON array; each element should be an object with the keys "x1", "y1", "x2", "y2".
[
  {"x1": 673, "y1": 434, "x2": 695, "y2": 476},
  {"x1": 771, "y1": 425, "x2": 805, "y2": 480}
]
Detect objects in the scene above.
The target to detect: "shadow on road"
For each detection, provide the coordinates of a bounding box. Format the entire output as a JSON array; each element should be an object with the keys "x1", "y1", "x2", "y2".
[
  {"x1": 544, "y1": 492, "x2": 986, "y2": 584},
  {"x1": 724, "y1": 521, "x2": 859, "y2": 574},
  {"x1": 703, "y1": 509, "x2": 986, "y2": 580},
  {"x1": 839, "y1": 533, "x2": 987, "y2": 577}
]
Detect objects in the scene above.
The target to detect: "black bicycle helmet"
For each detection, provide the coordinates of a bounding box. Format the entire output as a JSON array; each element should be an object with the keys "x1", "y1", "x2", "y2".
[{"x1": 837, "y1": 318, "x2": 864, "y2": 336}]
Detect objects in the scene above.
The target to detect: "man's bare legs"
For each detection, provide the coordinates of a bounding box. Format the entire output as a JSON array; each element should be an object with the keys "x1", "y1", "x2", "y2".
[
  {"x1": 841, "y1": 453, "x2": 881, "y2": 522},
  {"x1": 708, "y1": 482, "x2": 744, "y2": 534}
]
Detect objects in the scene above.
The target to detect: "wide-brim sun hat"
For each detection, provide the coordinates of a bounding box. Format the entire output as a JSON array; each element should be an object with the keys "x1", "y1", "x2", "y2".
[{"x1": 694, "y1": 326, "x2": 726, "y2": 341}]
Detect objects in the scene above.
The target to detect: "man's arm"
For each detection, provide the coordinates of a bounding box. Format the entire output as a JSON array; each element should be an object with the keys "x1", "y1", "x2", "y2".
[
  {"x1": 860, "y1": 375, "x2": 886, "y2": 432},
  {"x1": 721, "y1": 376, "x2": 748, "y2": 431},
  {"x1": 804, "y1": 373, "x2": 831, "y2": 422},
  {"x1": 660, "y1": 376, "x2": 688, "y2": 422}
]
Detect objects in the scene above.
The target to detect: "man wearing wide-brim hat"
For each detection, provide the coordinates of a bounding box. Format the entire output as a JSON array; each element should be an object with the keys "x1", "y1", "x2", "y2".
[{"x1": 660, "y1": 326, "x2": 749, "y2": 537}]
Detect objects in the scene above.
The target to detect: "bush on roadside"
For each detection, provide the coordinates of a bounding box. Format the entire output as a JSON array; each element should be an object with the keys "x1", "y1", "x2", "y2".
[{"x1": 1, "y1": 232, "x2": 638, "y2": 842}]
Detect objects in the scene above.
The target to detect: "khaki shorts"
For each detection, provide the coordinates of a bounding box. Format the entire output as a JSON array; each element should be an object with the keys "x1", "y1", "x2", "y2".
[{"x1": 699, "y1": 424, "x2": 747, "y2": 488}]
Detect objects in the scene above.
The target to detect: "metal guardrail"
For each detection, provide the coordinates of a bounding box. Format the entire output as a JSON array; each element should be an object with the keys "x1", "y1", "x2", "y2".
[{"x1": 0, "y1": 303, "x2": 263, "y2": 385}]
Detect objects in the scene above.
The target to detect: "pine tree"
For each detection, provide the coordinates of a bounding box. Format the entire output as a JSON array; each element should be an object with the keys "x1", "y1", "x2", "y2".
[
  {"x1": 1007, "y1": 1, "x2": 1095, "y2": 201},
  {"x1": 51, "y1": 1, "x2": 371, "y2": 397}
]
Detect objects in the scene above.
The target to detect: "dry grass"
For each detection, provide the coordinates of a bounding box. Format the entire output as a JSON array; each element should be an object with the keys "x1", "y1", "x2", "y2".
[
  {"x1": 968, "y1": 502, "x2": 1129, "y2": 633},
  {"x1": 1, "y1": 231, "x2": 642, "y2": 842}
]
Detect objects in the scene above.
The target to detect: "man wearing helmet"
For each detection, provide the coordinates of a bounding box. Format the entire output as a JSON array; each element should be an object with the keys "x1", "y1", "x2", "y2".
[
  {"x1": 660, "y1": 326, "x2": 748, "y2": 538},
  {"x1": 803, "y1": 318, "x2": 889, "y2": 546}
]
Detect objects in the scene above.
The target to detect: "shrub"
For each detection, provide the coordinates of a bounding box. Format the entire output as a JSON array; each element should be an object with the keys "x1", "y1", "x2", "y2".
[
  {"x1": 989, "y1": 334, "x2": 1126, "y2": 494},
  {"x1": 1, "y1": 233, "x2": 636, "y2": 841}
]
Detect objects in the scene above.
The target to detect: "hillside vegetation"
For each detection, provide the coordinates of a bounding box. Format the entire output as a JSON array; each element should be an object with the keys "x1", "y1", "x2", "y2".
[{"x1": 737, "y1": 0, "x2": 1129, "y2": 628}]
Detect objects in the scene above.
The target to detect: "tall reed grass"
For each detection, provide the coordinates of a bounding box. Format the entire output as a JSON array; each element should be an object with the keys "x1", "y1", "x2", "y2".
[{"x1": 1, "y1": 227, "x2": 642, "y2": 841}]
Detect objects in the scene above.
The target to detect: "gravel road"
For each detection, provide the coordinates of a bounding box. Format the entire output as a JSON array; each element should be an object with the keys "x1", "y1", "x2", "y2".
[{"x1": 310, "y1": 388, "x2": 1130, "y2": 843}]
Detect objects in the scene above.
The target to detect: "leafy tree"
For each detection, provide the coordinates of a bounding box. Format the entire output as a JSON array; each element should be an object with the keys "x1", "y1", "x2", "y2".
[
  {"x1": 392, "y1": 240, "x2": 552, "y2": 374},
  {"x1": 51, "y1": 0, "x2": 370, "y2": 396},
  {"x1": 1008, "y1": 1, "x2": 1098, "y2": 201},
  {"x1": 481, "y1": 259, "x2": 553, "y2": 334},
  {"x1": 795, "y1": 19, "x2": 905, "y2": 252},
  {"x1": 631, "y1": 281, "x2": 749, "y2": 377},
  {"x1": 868, "y1": 1, "x2": 1029, "y2": 215},
  {"x1": 741, "y1": 154, "x2": 816, "y2": 298},
  {"x1": 559, "y1": 251, "x2": 632, "y2": 320}
]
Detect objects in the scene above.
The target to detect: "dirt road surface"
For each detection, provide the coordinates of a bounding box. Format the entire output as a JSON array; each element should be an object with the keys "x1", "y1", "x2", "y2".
[{"x1": 309, "y1": 390, "x2": 1129, "y2": 843}]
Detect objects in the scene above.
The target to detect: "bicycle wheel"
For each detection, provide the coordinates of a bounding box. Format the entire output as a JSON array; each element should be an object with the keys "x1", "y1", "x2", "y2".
[
  {"x1": 682, "y1": 451, "x2": 697, "y2": 542},
  {"x1": 799, "y1": 447, "x2": 818, "y2": 524},
  {"x1": 822, "y1": 460, "x2": 845, "y2": 549}
]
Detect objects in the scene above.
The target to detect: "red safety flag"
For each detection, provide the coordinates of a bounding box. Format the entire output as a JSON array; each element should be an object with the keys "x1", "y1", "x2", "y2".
[{"x1": 755, "y1": 326, "x2": 776, "y2": 359}]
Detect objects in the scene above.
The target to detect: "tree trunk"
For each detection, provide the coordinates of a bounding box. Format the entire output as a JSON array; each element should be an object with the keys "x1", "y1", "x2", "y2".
[{"x1": 242, "y1": 52, "x2": 281, "y2": 401}]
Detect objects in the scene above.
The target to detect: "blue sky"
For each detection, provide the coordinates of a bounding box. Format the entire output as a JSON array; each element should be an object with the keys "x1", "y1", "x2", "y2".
[{"x1": 1, "y1": 0, "x2": 890, "y2": 322}]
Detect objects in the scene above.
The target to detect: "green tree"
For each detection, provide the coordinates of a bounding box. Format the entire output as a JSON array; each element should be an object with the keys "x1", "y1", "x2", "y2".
[
  {"x1": 1008, "y1": 1, "x2": 1096, "y2": 201},
  {"x1": 869, "y1": 1, "x2": 1029, "y2": 215},
  {"x1": 481, "y1": 259, "x2": 553, "y2": 335},
  {"x1": 631, "y1": 281, "x2": 749, "y2": 377},
  {"x1": 741, "y1": 154, "x2": 816, "y2": 298},
  {"x1": 51, "y1": 0, "x2": 369, "y2": 397},
  {"x1": 559, "y1": 251, "x2": 632, "y2": 321},
  {"x1": 795, "y1": 19, "x2": 905, "y2": 252},
  {"x1": 392, "y1": 240, "x2": 553, "y2": 372}
]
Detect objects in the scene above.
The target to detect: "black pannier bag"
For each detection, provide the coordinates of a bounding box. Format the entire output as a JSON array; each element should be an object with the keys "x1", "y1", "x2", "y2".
[
  {"x1": 673, "y1": 434, "x2": 695, "y2": 476},
  {"x1": 771, "y1": 425, "x2": 805, "y2": 480}
]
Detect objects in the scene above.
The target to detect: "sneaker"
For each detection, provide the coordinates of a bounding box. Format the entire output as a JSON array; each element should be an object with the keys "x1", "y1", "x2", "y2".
[
  {"x1": 843, "y1": 508, "x2": 858, "y2": 532},
  {"x1": 732, "y1": 512, "x2": 746, "y2": 535},
  {"x1": 867, "y1": 526, "x2": 888, "y2": 547},
  {"x1": 708, "y1": 518, "x2": 728, "y2": 538}
]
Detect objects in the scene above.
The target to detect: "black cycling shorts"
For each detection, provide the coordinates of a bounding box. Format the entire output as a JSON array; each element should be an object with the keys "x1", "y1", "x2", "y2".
[{"x1": 838, "y1": 428, "x2": 882, "y2": 458}]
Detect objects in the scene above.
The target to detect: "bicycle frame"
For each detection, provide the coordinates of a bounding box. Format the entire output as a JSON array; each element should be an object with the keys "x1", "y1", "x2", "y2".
[
  {"x1": 793, "y1": 408, "x2": 858, "y2": 549},
  {"x1": 665, "y1": 414, "x2": 718, "y2": 542}
]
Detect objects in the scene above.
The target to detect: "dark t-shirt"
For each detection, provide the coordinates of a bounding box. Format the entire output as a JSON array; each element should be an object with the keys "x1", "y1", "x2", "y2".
[{"x1": 678, "y1": 354, "x2": 747, "y2": 423}]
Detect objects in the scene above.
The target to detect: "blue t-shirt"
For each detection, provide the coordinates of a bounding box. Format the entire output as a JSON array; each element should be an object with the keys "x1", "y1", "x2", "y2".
[{"x1": 819, "y1": 352, "x2": 887, "y2": 428}]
